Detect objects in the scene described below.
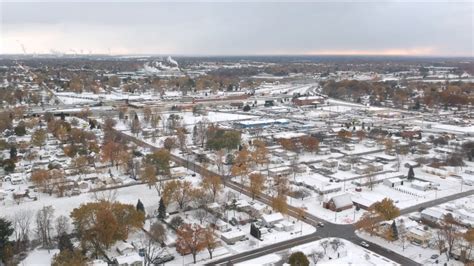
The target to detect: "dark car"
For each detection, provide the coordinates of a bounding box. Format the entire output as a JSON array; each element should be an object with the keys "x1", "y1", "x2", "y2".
[
  {"x1": 153, "y1": 255, "x2": 175, "y2": 264},
  {"x1": 430, "y1": 254, "x2": 439, "y2": 260},
  {"x1": 229, "y1": 218, "x2": 238, "y2": 226}
]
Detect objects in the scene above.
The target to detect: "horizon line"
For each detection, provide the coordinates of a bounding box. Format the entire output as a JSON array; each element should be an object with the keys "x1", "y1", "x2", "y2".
[{"x1": 0, "y1": 53, "x2": 473, "y2": 59}]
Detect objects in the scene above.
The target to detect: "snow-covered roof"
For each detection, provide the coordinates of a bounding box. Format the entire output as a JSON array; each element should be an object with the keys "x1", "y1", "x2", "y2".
[
  {"x1": 250, "y1": 202, "x2": 268, "y2": 211},
  {"x1": 262, "y1": 212, "x2": 284, "y2": 224},
  {"x1": 215, "y1": 219, "x2": 228, "y2": 227},
  {"x1": 114, "y1": 253, "x2": 143, "y2": 265},
  {"x1": 421, "y1": 208, "x2": 445, "y2": 219},
  {"x1": 411, "y1": 180, "x2": 430, "y2": 188},
  {"x1": 408, "y1": 226, "x2": 431, "y2": 238},
  {"x1": 221, "y1": 230, "x2": 246, "y2": 239},
  {"x1": 89, "y1": 259, "x2": 108, "y2": 266},
  {"x1": 273, "y1": 132, "x2": 306, "y2": 140},
  {"x1": 207, "y1": 202, "x2": 220, "y2": 209},
  {"x1": 330, "y1": 193, "x2": 352, "y2": 208},
  {"x1": 386, "y1": 177, "x2": 404, "y2": 183},
  {"x1": 115, "y1": 241, "x2": 134, "y2": 253},
  {"x1": 235, "y1": 199, "x2": 250, "y2": 208}
]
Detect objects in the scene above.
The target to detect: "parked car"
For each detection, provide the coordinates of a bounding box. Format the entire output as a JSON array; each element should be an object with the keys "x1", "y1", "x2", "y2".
[
  {"x1": 430, "y1": 254, "x2": 439, "y2": 259},
  {"x1": 229, "y1": 218, "x2": 238, "y2": 226},
  {"x1": 153, "y1": 255, "x2": 175, "y2": 264},
  {"x1": 360, "y1": 241, "x2": 370, "y2": 248}
]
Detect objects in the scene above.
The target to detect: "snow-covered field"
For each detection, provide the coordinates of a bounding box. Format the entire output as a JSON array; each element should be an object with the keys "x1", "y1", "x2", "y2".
[
  {"x1": 20, "y1": 248, "x2": 60, "y2": 266},
  {"x1": 236, "y1": 238, "x2": 399, "y2": 266}
]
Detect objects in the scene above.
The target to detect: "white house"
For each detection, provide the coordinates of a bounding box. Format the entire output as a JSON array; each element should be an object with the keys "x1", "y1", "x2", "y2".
[
  {"x1": 221, "y1": 230, "x2": 246, "y2": 245},
  {"x1": 324, "y1": 193, "x2": 353, "y2": 212},
  {"x1": 276, "y1": 220, "x2": 294, "y2": 232},
  {"x1": 268, "y1": 166, "x2": 292, "y2": 177},
  {"x1": 115, "y1": 241, "x2": 135, "y2": 255},
  {"x1": 215, "y1": 219, "x2": 230, "y2": 232},
  {"x1": 383, "y1": 177, "x2": 404, "y2": 188},
  {"x1": 411, "y1": 180, "x2": 430, "y2": 191},
  {"x1": 322, "y1": 159, "x2": 338, "y2": 168},
  {"x1": 261, "y1": 212, "x2": 285, "y2": 227},
  {"x1": 406, "y1": 226, "x2": 432, "y2": 245},
  {"x1": 114, "y1": 253, "x2": 143, "y2": 266},
  {"x1": 421, "y1": 208, "x2": 445, "y2": 224}
]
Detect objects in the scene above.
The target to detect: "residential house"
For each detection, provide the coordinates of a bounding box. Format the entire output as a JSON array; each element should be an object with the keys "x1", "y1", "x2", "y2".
[
  {"x1": 406, "y1": 226, "x2": 432, "y2": 245},
  {"x1": 220, "y1": 230, "x2": 246, "y2": 245},
  {"x1": 322, "y1": 159, "x2": 338, "y2": 169},
  {"x1": 268, "y1": 166, "x2": 292, "y2": 178},
  {"x1": 324, "y1": 193, "x2": 353, "y2": 212},
  {"x1": 115, "y1": 241, "x2": 135, "y2": 255},
  {"x1": 383, "y1": 177, "x2": 404, "y2": 188},
  {"x1": 261, "y1": 212, "x2": 285, "y2": 227},
  {"x1": 338, "y1": 163, "x2": 351, "y2": 171},
  {"x1": 411, "y1": 180, "x2": 430, "y2": 191},
  {"x1": 215, "y1": 219, "x2": 231, "y2": 232},
  {"x1": 114, "y1": 253, "x2": 143, "y2": 266},
  {"x1": 420, "y1": 208, "x2": 445, "y2": 224}
]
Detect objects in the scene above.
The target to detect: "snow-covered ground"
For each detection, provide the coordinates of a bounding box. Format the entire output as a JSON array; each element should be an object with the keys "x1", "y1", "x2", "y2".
[
  {"x1": 236, "y1": 238, "x2": 399, "y2": 266},
  {"x1": 20, "y1": 248, "x2": 59, "y2": 266}
]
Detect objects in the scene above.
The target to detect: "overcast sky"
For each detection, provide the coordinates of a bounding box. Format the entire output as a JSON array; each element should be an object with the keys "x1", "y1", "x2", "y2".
[{"x1": 1, "y1": 1, "x2": 472, "y2": 56}]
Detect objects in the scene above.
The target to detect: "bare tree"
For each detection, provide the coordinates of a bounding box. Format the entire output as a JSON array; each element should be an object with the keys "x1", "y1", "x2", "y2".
[
  {"x1": 364, "y1": 164, "x2": 377, "y2": 191},
  {"x1": 195, "y1": 118, "x2": 209, "y2": 148},
  {"x1": 92, "y1": 188, "x2": 118, "y2": 202},
  {"x1": 142, "y1": 222, "x2": 167, "y2": 266},
  {"x1": 311, "y1": 250, "x2": 324, "y2": 264},
  {"x1": 36, "y1": 206, "x2": 55, "y2": 249},
  {"x1": 438, "y1": 214, "x2": 461, "y2": 261},
  {"x1": 12, "y1": 210, "x2": 33, "y2": 250},
  {"x1": 194, "y1": 209, "x2": 208, "y2": 225},
  {"x1": 320, "y1": 239, "x2": 329, "y2": 255},
  {"x1": 215, "y1": 149, "x2": 225, "y2": 175},
  {"x1": 398, "y1": 219, "x2": 407, "y2": 251},
  {"x1": 330, "y1": 238, "x2": 345, "y2": 253},
  {"x1": 55, "y1": 215, "x2": 70, "y2": 237}
]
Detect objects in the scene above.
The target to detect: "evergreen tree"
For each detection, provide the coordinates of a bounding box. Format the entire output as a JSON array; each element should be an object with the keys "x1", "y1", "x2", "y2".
[
  {"x1": 9, "y1": 147, "x2": 17, "y2": 160},
  {"x1": 136, "y1": 199, "x2": 145, "y2": 214},
  {"x1": 58, "y1": 234, "x2": 73, "y2": 252},
  {"x1": 414, "y1": 100, "x2": 420, "y2": 110},
  {"x1": 158, "y1": 198, "x2": 166, "y2": 219},
  {"x1": 89, "y1": 120, "x2": 95, "y2": 130},
  {"x1": 0, "y1": 217, "x2": 14, "y2": 262},
  {"x1": 391, "y1": 221, "x2": 398, "y2": 240},
  {"x1": 407, "y1": 166, "x2": 415, "y2": 180}
]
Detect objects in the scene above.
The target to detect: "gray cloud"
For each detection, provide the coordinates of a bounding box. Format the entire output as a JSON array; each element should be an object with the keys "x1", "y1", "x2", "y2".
[{"x1": 1, "y1": 1, "x2": 472, "y2": 56}]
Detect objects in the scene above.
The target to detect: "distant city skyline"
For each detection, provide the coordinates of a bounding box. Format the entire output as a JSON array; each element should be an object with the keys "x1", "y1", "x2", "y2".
[{"x1": 1, "y1": 1, "x2": 473, "y2": 57}]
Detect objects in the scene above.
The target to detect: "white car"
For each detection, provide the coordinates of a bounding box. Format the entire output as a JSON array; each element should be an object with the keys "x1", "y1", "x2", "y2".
[{"x1": 360, "y1": 241, "x2": 370, "y2": 248}]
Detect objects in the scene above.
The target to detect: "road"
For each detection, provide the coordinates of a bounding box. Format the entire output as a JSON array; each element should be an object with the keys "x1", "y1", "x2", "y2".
[{"x1": 400, "y1": 188, "x2": 474, "y2": 215}]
